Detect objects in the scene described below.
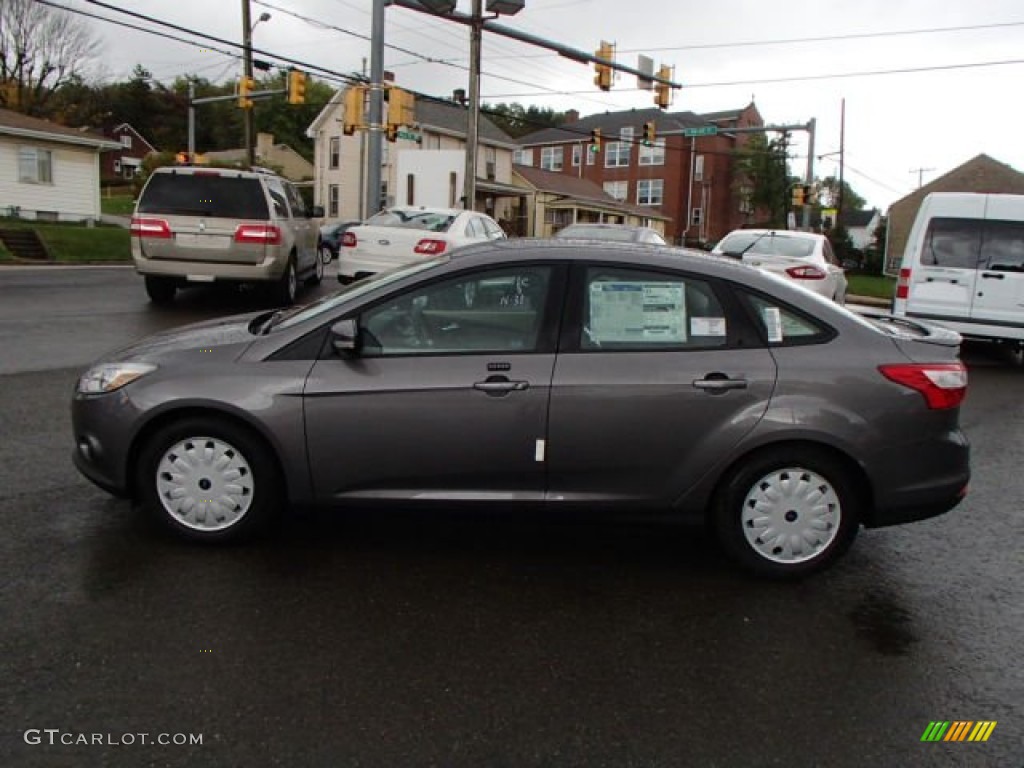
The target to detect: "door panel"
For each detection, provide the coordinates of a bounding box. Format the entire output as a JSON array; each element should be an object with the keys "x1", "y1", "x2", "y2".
[
  {"x1": 907, "y1": 213, "x2": 985, "y2": 320},
  {"x1": 971, "y1": 217, "x2": 1024, "y2": 326}
]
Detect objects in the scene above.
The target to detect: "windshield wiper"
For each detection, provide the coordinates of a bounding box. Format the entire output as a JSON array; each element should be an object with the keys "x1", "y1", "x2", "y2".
[{"x1": 729, "y1": 230, "x2": 775, "y2": 259}]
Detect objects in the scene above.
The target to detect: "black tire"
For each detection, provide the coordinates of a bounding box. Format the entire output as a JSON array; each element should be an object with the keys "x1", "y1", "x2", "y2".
[
  {"x1": 319, "y1": 245, "x2": 333, "y2": 265},
  {"x1": 135, "y1": 417, "x2": 283, "y2": 543},
  {"x1": 144, "y1": 275, "x2": 177, "y2": 305},
  {"x1": 275, "y1": 255, "x2": 298, "y2": 305},
  {"x1": 713, "y1": 447, "x2": 860, "y2": 578},
  {"x1": 307, "y1": 249, "x2": 324, "y2": 286}
]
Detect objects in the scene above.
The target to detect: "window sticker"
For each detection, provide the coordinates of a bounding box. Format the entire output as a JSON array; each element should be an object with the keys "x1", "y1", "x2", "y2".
[
  {"x1": 589, "y1": 281, "x2": 686, "y2": 343},
  {"x1": 690, "y1": 317, "x2": 727, "y2": 336},
  {"x1": 762, "y1": 306, "x2": 784, "y2": 342}
]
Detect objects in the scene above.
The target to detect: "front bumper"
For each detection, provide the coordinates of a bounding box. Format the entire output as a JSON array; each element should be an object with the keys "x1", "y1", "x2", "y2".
[{"x1": 70, "y1": 391, "x2": 140, "y2": 498}]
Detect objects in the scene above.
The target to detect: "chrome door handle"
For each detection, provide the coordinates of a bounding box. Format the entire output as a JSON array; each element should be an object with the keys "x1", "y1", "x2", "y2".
[
  {"x1": 474, "y1": 379, "x2": 529, "y2": 393},
  {"x1": 693, "y1": 377, "x2": 748, "y2": 392}
]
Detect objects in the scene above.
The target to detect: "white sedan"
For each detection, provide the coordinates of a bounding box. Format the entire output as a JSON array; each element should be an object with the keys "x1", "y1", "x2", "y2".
[
  {"x1": 712, "y1": 229, "x2": 848, "y2": 304},
  {"x1": 337, "y1": 206, "x2": 506, "y2": 284}
]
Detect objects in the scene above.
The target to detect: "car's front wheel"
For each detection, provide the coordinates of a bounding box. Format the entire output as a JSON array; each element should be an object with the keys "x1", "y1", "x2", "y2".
[
  {"x1": 713, "y1": 448, "x2": 860, "y2": 578},
  {"x1": 136, "y1": 417, "x2": 282, "y2": 542},
  {"x1": 320, "y1": 245, "x2": 333, "y2": 265}
]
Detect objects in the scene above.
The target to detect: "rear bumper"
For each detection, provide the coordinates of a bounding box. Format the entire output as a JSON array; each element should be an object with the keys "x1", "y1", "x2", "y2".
[
  {"x1": 133, "y1": 254, "x2": 287, "y2": 283},
  {"x1": 337, "y1": 250, "x2": 417, "y2": 278}
]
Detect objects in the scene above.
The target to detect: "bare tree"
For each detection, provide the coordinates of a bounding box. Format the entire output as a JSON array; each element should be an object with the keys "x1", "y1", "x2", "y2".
[{"x1": 0, "y1": 0, "x2": 99, "y2": 116}]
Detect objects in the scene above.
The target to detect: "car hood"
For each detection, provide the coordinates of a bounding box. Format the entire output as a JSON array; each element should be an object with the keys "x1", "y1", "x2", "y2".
[{"x1": 99, "y1": 311, "x2": 265, "y2": 364}]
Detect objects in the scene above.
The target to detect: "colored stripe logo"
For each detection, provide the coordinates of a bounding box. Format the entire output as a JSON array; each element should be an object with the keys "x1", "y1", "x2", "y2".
[{"x1": 921, "y1": 721, "x2": 997, "y2": 742}]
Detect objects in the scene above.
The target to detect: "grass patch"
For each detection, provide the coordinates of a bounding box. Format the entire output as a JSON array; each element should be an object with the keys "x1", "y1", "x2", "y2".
[
  {"x1": 0, "y1": 218, "x2": 130, "y2": 262},
  {"x1": 847, "y1": 273, "x2": 895, "y2": 301},
  {"x1": 100, "y1": 195, "x2": 136, "y2": 216}
]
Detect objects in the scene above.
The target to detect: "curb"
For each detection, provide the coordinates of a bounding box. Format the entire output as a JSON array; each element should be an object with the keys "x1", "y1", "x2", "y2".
[{"x1": 847, "y1": 294, "x2": 891, "y2": 309}]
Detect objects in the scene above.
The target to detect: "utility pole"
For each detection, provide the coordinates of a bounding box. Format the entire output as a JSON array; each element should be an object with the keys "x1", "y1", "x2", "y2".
[
  {"x1": 909, "y1": 166, "x2": 934, "y2": 188},
  {"x1": 802, "y1": 117, "x2": 815, "y2": 231},
  {"x1": 367, "y1": 0, "x2": 386, "y2": 215},
  {"x1": 837, "y1": 98, "x2": 846, "y2": 226},
  {"x1": 463, "y1": 0, "x2": 483, "y2": 211},
  {"x1": 188, "y1": 79, "x2": 196, "y2": 161},
  {"x1": 241, "y1": 0, "x2": 254, "y2": 167}
]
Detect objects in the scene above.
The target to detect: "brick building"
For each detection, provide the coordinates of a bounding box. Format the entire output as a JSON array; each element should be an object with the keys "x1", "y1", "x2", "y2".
[
  {"x1": 514, "y1": 103, "x2": 763, "y2": 245},
  {"x1": 100, "y1": 123, "x2": 156, "y2": 183}
]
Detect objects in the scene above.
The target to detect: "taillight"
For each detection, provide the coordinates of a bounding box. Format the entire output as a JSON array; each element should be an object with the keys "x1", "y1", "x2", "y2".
[
  {"x1": 896, "y1": 267, "x2": 911, "y2": 299},
  {"x1": 785, "y1": 265, "x2": 826, "y2": 280},
  {"x1": 879, "y1": 362, "x2": 967, "y2": 409},
  {"x1": 342, "y1": 231, "x2": 357, "y2": 248},
  {"x1": 129, "y1": 217, "x2": 171, "y2": 239},
  {"x1": 233, "y1": 224, "x2": 282, "y2": 245},
  {"x1": 414, "y1": 239, "x2": 448, "y2": 255}
]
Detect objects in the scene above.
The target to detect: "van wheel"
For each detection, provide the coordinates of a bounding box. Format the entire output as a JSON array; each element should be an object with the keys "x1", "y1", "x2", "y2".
[
  {"x1": 145, "y1": 276, "x2": 176, "y2": 305},
  {"x1": 276, "y1": 256, "x2": 298, "y2": 305},
  {"x1": 713, "y1": 448, "x2": 860, "y2": 578}
]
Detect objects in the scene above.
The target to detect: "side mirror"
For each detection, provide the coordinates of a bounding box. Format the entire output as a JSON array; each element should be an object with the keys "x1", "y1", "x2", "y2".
[
  {"x1": 330, "y1": 318, "x2": 360, "y2": 355},
  {"x1": 309, "y1": 205, "x2": 325, "y2": 219}
]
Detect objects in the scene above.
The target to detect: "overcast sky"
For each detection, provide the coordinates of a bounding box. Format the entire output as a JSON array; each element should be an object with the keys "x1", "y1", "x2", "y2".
[{"x1": 74, "y1": 0, "x2": 1024, "y2": 211}]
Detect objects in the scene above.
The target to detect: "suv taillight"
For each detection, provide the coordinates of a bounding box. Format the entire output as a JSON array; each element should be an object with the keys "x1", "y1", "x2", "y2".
[
  {"x1": 129, "y1": 217, "x2": 171, "y2": 239},
  {"x1": 234, "y1": 224, "x2": 282, "y2": 245},
  {"x1": 342, "y1": 231, "x2": 357, "y2": 248},
  {"x1": 785, "y1": 265, "x2": 826, "y2": 280},
  {"x1": 414, "y1": 239, "x2": 448, "y2": 255},
  {"x1": 896, "y1": 267, "x2": 911, "y2": 299},
  {"x1": 879, "y1": 363, "x2": 967, "y2": 410}
]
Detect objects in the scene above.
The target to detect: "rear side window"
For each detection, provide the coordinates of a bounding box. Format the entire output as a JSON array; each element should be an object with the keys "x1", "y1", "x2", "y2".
[
  {"x1": 981, "y1": 219, "x2": 1024, "y2": 271},
  {"x1": 743, "y1": 293, "x2": 832, "y2": 346},
  {"x1": 921, "y1": 217, "x2": 983, "y2": 269},
  {"x1": 137, "y1": 173, "x2": 269, "y2": 219}
]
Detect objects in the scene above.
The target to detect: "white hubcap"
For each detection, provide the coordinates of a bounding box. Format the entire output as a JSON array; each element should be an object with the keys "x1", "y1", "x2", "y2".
[
  {"x1": 741, "y1": 466, "x2": 841, "y2": 564},
  {"x1": 155, "y1": 436, "x2": 254, "y2": 532}
]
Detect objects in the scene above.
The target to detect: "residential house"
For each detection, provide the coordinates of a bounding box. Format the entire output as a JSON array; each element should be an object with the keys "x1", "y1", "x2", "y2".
[
  {"x1": 514, "y1": 103, "x2": 763, "y2": 245},
  {"x1": 512, "y1": 164, "x2": 670, "y2": 238},
  {"x1": 839, "y1": 208, "x2": 881, "y2": 251},
  {"x1": 306, "y1": 89, "x2": 519, "y2": 221},
  {"x1": 202, "y1": 132, "x2": 314, "y2": 182},
  {"x1": 0, "y1": 107, "x2": 120, "y2": 222},
  {"x1": 885, "y1": 154, "x2": 1024, "y2": 273},
  {"x1": 101, "y1": 123, "x2": 157, "y2": 183}
]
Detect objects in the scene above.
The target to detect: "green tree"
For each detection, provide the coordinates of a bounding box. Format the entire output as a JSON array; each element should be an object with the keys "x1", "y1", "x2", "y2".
[
  {"x1": 818, "y1": 176, "x2": 865, "y2": 212},
  {"x1": 734, "y1": 133, "x2": 790, "y2": 228},
  {"x1": 483, "y1": 102, "x2": 565, "y2": 138}
]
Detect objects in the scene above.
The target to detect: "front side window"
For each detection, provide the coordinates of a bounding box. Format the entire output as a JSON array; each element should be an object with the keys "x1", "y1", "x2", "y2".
[
  {"x1": 329, "y1": 137, "x2": 340, "y2": 169},
  {"x1": 637, "y1": 179, "x2": 664, "y2": 206},
  {"x1": 540, "y1": 146, "x2": 563, "y2": 172},
  {"x1": 921, "y1": 217, "x2": 984, "y2": 269},
  {"x1": 581, "y1": 267, "x2": 728, "y2": 350},
  {"x1": 360, "y1": 266, "x2": 553, "y2": 356},
  {"x1": 18, "y1": 147, "x2": 52, "y2": 184}
]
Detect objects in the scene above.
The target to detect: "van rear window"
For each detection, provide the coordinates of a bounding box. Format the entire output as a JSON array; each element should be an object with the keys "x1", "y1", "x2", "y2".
[
  {"x1": 137, "y1": 173, "x2": 269, "y2": 219},
  {"x1": 922, "y1": 218, "x2": 983, "y2": 269}
]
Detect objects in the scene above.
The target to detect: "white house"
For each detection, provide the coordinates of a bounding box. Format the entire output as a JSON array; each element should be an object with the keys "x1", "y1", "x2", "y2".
[
  {"x1": 0, "y1": 107, "x2": 120, "y2": 222},
  {"x1": 306, "y1": 89, "x2": 520, "y2": 222}
]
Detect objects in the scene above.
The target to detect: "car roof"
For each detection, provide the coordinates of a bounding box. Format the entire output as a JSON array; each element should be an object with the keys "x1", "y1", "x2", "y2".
[{"x1": 151, "y1": 165, "x2": 283, "y2": 181}]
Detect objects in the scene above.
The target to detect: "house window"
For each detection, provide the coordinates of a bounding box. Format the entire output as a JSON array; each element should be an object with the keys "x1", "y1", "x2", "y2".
[
  {"x1": 639, "y1": 138, "x2": 665, "y2": 166},
  {"x1": 586, "y1": 145, "x2": 595, "y2": 166},
  {"x1": 18, "y1": 147, "x2": 52, "y2": 184},
  {"x1": 603, "y1": 180, "x2": 628, "y2": 202},
  {"x1": 540, "y1": 146, "x2": 563, "y2": 172},
  {"x1": 329, "y1": 137, "x2": 340, "y2": 170},
  {"x1": 637, "y1": 179, "x2": 664, "y2": 206},
  {"x1": 692, "y1": 207, "x2": 703, "y2": 225},
  {"x1": 572, "y1": 144, "x2": 581, "y2": 167},
  {"x1": 605, "y1": 131, "x2": 631, "y2": 168},
  {"x1": 328, "y1": 185, "x2": 340, "y2": 217},
  {"x1": 113, "y1": 159, "x2": 122, "y2": 173},
  {"x1": 513, "y1": 148, "x2": 533, "y2": 166},
  {"x1": 120, "y1": 134, "x2": 132, "y2": 149},
  {"x1": 694, "y1": 154, "x2": 705, "y2": 182}
]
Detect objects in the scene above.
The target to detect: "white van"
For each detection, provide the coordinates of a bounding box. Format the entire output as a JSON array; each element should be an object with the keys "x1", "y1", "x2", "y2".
[{"x1": 892, "y1": 192, "x2": 1024, "y2": 344}]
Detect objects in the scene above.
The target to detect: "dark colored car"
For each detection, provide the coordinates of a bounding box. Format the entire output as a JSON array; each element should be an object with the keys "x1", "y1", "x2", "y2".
[
  {"x1": 318, "y1": 220, "x2": 360, "y2": 264},
  {"x1": 71, "y1": 240, "x2": 970, "y2": 577}
]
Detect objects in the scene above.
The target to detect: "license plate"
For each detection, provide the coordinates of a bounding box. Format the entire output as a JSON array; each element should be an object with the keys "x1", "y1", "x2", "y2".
[
  {"x1": 186, "y1": 274, "x2": 215, "y2": 283},
  {"x1": 175, "y1": 233, "x2": 230, "y2": 249}
]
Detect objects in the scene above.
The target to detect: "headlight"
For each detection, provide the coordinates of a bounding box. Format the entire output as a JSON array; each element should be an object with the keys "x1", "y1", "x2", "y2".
[{"x1": 77, "y1": 362, "x2": 157, "y2": 394}]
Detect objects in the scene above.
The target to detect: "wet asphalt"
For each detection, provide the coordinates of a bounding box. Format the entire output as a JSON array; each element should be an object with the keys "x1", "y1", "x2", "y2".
[{"x1": 0, "y1": 266, "x2": 1021, "y2": 767}]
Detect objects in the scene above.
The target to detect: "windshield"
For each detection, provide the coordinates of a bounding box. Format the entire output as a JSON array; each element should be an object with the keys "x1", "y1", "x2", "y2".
[
  {"x1": 365, "y1": 209, "x2": 456, "y2": 233},
  {"x1": 720, "y1": 232, "x2": 816, "y2": 259},
  {"x1": 271, "y1": 256, "x2": 450, "y2": 332}
]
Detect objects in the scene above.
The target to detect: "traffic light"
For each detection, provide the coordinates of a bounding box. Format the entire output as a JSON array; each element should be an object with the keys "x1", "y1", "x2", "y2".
[
  {"x1": 175, "y1": 151, "x2": 188, "y2": 164},
  {"x1": 654, "y1": 65, "x2": 671, "y2": 109},
  {"x1": 385, "y1": 86, "x2": 415, "y2": 143},
  {"x1": 287, "y1": 69, "x2": 307, "y2": 105},
  {"x1": 590, "y1": 128, "x2": 602, "y2": 153},
  {"x1": 642, "y1": 120, "x2": 656, "y2": 145},
  {"x1": 238, "y1": 76, "x2": 255, "y2": 109},
  {"x1": 343, "y1": 85, "x2": 365, "y2": 136},
  {"x1": 806, "y1": 184, "x2": 819, "y2": 205},
  {"x1": 593, "y1": 40, "x2": 613, "y2": 91},
  {"x1": 791, "y1": 185, "x2": 805, "y2": 207}
]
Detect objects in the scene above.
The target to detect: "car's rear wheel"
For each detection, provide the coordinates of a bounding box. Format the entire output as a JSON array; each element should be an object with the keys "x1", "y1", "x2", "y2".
[
  {"x1": 136, "y1": 417, "x2": 282, "y2": 542},
  {"x1": 320, "y1": 245, "x2": 333, "y2": 265},
  {"x1": 144, "y1": 276, "x2": 176, "y2": 305},
  {"x1": 307, "y1": 250, "x2": 324, "y2": 286},
  {"x1": 713, "y1": 448, "x2": 860, "y2": 578},
  {"x1": 275, "y1": 256, "x2": 298, "y2": 304}
]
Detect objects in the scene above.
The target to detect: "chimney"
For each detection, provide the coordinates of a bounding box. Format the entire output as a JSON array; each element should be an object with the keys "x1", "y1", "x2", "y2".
[{"x1": 564, "y1": 109, "x2": 579, "y2": 124}]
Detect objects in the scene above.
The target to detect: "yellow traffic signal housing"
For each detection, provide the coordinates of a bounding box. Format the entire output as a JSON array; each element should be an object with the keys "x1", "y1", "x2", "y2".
[
  {"x1": 287, "y1": 70, "x2": 307, "y2": 105},
  {"x1": 238, "y1": 76, "x2": 255, "y2": 109},
  {"x1": 642, "y1": 120, "x2": 656, "y2": 145},
  {"x1": 791, "y1": 185, "x2": 805, "y2": 207},
  {"x1": 654, "y1": 65, "x2": 671, "y2": 109},
  {"x1": 593, "y1": 41, "x2": 613, "y2": 91},
  {"x1": 386, "y1": 86, "x2": 416, "y2": 142},
  {"x1": 590, "y1": 128, "x2": 602, "y2": 153},
  {"x1": 343, "y1": 86, "x2": 366, "y2": 136}
]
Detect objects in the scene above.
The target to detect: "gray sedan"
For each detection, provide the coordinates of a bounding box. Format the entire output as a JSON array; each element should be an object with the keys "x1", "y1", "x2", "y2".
[{"x1": 71, "y1": 240, "x2": 970, "y2": 577}]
